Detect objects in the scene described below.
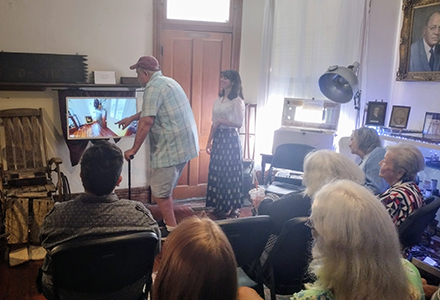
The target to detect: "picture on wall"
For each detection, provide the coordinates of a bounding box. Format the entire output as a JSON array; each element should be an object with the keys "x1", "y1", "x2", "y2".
[
  {"x1": 389, "y1": 106, "x2": 411, "y2": 128},
  {"x1": 365, "y1": 102, "x2": 387, "y2": 126},
  {"x1": 423, "y1": 112, "x2": 440, "y2": 141},
  {"x1": 397, "y1": 0, "x2": 440, "y2": 81}
]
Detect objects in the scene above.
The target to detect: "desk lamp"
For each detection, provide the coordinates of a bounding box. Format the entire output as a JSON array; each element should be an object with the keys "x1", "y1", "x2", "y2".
[{"x1": 318, "y1": 62, "x2": 361, "y2": 127}]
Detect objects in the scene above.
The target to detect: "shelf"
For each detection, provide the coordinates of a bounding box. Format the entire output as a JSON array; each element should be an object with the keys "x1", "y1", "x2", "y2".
[
  {"x1": 0, "y1": 82, "x2": 142, "y2": 92},
  {"x1": 379, "y1": 133, "x2": 440, "y2": 151}
]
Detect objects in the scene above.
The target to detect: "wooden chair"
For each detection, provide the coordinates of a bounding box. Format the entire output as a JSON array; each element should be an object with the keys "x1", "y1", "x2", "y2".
[{"x1": 0, "y1": 108, "x2": 66, "y2": 245}]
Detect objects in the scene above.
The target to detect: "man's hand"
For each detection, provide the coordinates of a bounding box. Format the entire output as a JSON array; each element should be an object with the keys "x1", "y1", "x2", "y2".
[
  {"x1": 124, "y1": 149, "x2": 136, "y2": 161},
  {"x1": 116, "y1": 117, "x2": 132, "y2": 129}
]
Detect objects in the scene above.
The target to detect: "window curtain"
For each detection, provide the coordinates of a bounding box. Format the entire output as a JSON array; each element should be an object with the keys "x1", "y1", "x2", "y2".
[{"x1": 256, "y1": 0, "x2": 370, "y2": 159}]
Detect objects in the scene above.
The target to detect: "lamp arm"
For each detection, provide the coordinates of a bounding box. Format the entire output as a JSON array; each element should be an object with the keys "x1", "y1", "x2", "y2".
[{"x1": 354, "y1": 90, "x2": 362, "y2": 129}]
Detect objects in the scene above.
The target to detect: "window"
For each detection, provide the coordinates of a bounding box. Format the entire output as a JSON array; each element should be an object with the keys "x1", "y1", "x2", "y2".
[{"x1": 166, "y1": 0, "x2": 230, "y2": 23}]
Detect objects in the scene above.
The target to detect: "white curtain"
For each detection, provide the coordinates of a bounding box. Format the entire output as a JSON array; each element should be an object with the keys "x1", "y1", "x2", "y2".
[{"x1": 255, "y1": 0, "x2": 370, "y2": 161}]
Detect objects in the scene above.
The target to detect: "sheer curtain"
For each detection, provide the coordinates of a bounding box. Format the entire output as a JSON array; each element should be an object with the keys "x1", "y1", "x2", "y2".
[{"x1": 256, "y1": 0, "x2": 370, "y2": 160}]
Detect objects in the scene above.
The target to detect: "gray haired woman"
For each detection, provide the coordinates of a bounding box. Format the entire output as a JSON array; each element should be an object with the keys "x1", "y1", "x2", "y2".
[{"x1": 349, "y1": 127, "x2": 389, "y2": 194}]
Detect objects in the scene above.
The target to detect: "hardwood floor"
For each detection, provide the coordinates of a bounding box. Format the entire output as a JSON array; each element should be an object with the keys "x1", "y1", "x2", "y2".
[
  {"x1": 0, "y1": 259, "x2": 45, "y2": 300},
  {"x1": 0, "y1": 200, "x2": 252, "y2": 300}
]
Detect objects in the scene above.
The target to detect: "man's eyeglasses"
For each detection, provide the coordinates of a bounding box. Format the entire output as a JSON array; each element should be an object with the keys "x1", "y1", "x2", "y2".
[{"x1": 305, "y1": 217, "x2": 315, "y2": 230}]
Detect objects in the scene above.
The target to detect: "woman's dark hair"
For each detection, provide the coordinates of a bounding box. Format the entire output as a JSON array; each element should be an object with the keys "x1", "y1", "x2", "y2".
[{"x1": 219, "y1": 70, "x2": 244, "y2": 100}]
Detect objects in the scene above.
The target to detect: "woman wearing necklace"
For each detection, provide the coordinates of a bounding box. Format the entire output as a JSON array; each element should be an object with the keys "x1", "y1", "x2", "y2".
[{"x1": 206, "y1": 70, "x2": 246, "y2": 219}]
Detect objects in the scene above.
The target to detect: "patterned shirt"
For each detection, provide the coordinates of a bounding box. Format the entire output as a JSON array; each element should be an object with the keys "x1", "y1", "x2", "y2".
[
  {"x1": 39, "y1": 193, "x2": 160, "y2": 300},
  {"x1": 291, "y1": 259, "x2": 425, "y2": 300},
  {"x1": 379, "y1": 180, "x2": 424, "y2": 226},
  {"x1": 141, "y1": 71, "x2": 199, "y2": 168}
]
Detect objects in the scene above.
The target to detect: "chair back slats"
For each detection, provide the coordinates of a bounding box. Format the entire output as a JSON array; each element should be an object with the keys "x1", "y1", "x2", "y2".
[{"x1": 0, "y1": 108, "x2": 47, "y2": 173}]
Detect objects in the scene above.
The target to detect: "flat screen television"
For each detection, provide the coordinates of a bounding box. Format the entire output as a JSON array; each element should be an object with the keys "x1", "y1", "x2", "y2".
[{"x1": 67, "y1": 97, "x2": 138, "y2": 140}]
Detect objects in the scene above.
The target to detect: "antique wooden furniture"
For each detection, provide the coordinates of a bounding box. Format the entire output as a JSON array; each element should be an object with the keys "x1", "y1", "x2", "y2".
[{"x1": 0, "y1": 108, "x2": 63, "y2": 245}]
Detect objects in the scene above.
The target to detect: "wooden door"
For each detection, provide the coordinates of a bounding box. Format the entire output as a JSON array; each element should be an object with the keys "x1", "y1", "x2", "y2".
[{"x1": 161, "y1": 29, "x2": 232, "y2": 199}]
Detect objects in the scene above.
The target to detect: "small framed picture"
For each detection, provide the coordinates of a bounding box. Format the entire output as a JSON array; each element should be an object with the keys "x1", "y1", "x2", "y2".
[
  {"x1": 423, "y1": 112, "x2": 440, "y2": 141},
  {"x1": 389, "y1": 106, "x2": 411, "y2": 128},
  {"x1": 365, "y1": 102, "x2": 387, "y2": 126}
]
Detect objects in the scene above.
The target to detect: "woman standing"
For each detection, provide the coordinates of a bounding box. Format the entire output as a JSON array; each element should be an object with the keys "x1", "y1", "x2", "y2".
[{"x1": 206, "y1": 70, "x2": 245, "y2": 219}]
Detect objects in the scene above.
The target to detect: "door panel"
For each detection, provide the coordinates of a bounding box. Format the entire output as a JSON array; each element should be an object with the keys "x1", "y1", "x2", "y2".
[{"x1": 161, "y1": 29, "x2": 232, "y2": 198}]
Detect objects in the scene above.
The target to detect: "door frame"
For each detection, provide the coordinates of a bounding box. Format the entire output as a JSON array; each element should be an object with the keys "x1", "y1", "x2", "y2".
[{"x1": 153, "y1": 0, "x2": 243, "y2": 70}]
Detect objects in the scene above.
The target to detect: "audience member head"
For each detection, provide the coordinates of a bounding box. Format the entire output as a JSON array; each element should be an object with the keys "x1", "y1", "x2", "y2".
[
  {"x1": 153, "y1": 217, "x2": 238, "y2": 300},
  {"x1": 219, "y1": 70, "x2": 244, "y2": 100},
  {"x1": 80, "y1": 141, "x2": 123, "y2": 196},
  {"x1": 308, "y1": 180, "x2": 420, "y2": 300},
  {"x1": 302, "y1": 150, "x2": 365, "y2": 196},
  {"x1": 349, "y1": 127, "x2": 381, "y2": 158},
  {"x1": 130, "y1": 55, "x2": 161, "y2": 85},
  {"x1": 379, "y1": 143, "x2": 425, "y2": 185}
]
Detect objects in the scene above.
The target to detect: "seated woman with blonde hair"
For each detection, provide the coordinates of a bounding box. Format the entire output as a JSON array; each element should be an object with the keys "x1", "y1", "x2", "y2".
[
  {"x1": 153, "y1": 217, "x2": 238, "y2": 300},
  {"x1": 239, "y1": 180, "x2": 424, "y2": 300}
]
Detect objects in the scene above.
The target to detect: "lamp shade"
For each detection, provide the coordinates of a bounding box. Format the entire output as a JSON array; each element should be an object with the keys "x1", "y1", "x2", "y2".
[{"x1": 319, "y1": 62, "x2": 360, "y2": 104}]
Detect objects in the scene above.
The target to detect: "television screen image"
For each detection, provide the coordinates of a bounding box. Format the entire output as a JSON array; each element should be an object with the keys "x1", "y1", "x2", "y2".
[{"x1": 67, "y1": 97, "x2": 138, "y2": 140}]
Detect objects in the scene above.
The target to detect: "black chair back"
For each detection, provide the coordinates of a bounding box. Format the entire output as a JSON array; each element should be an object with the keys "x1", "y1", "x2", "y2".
[
  {"x1": 216, "y1": 215, "x2": 273, "y2": 267},
  {"x1": 261, "y1": 217, "x2": 312, "y2": 300},
  {"x1": 51, "y1": 231, "x2": 158, "y2": 298},
  {"x1": 398, "y1": 196, "x2": 440, "y2": 248},
  {"x1": 266, "y1": 143, "x2": 316, "y2": 196},
  {"x1": 270, "y1": 143, "x2": 316, "y2": 172}
]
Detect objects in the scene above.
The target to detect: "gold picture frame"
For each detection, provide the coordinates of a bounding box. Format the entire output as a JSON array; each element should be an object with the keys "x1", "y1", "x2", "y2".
[{"x1": 397, "y1": 0, "x2": 440, "y2": 81}]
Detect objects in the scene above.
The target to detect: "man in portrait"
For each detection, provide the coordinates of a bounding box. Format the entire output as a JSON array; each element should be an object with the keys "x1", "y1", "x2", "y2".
[
  {"x1": 410, "y1": 11, "x2": 440, "y2": 72},
  {"x1": 368, "y1": 105, "x2": 383, "y2": 125}
]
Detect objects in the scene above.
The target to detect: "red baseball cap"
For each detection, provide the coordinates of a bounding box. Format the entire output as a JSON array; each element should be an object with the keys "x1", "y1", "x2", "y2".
[{"x1": 129, "y1": 55, "x2": 161, "y2": 71}]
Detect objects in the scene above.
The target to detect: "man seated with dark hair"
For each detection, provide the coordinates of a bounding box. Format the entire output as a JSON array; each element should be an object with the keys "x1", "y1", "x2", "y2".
[{"x1": 38, "y1": 141, "x2": 160, "y2": 300}]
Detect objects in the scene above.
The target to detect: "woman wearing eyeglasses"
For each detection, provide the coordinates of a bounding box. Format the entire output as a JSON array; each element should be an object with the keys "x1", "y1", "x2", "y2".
[
  {"x1": 238, "y1": 180, "x2": 424, "y2": 300},
  {"x1": 378, "y1": 143, "x2": 425, "y2": 226}
]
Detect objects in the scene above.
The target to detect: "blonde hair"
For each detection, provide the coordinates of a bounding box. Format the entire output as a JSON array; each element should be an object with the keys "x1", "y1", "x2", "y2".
[
  {"x1": 302, "y1": 150, "x2": 365, "y2": 196},
  {"x1": 308, "y1": 180, "x2": 420, "y2": 300},
  {"x1": 153, "y1": 217, "x2": 237, "y2": 300}
]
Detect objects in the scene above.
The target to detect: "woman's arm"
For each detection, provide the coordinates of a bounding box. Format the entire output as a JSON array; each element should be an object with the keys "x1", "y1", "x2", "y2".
[{"x1": 206, "y1": 123, "x2": 217, "y2": 155}]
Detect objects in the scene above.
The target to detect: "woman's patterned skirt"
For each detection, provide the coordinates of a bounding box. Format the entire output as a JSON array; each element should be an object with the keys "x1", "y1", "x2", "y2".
[{"x1": 206, "y1": 128, "x2": 243, "y2": 211}]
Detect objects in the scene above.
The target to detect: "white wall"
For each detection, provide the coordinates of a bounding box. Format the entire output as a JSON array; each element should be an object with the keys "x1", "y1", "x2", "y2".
[
  {"x1": 0, "y1": 0, "x2": 154, "y2": 193},
  {"x1": 366, "y1": 0, "x2": 440, "y2": 131}
]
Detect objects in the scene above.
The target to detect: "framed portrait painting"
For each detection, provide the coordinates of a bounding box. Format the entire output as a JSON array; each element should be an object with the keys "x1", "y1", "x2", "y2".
[
  {"x1": 389, "y1": 106, "x2": 411, "y2": 128},
  {"x1": 365, "y1": 102, "x2": 387, "y2": 126},
  {"x1": 397, "y1": 0, "x2": 440, "y2": 81}
]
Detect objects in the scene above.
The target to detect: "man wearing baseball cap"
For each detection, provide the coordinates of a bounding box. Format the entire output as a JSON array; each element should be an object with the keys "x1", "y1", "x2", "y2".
[{"x1": 117, "y1": 55, "x2": 199, "y2": 234}]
